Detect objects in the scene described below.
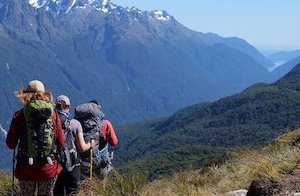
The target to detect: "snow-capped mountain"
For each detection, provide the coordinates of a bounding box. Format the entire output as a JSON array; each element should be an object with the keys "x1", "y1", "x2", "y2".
[
  {"x1": 0, "y1": 0, "x2": 278, "y2": 128},
  {"x1": 27, "y1": 0, "x2": 171, "y2": 22},
  {"x1": 24, "y1": 0, "x2": 273, "y2": 68},
  {"x1": 28, "y1": 0, "x2": 116, "y2": 14}
]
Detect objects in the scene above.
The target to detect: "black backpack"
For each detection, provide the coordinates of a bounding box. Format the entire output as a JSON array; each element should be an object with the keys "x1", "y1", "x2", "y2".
[{"x1": 58, "y1": 113, "x2": 80, "y2": 171}]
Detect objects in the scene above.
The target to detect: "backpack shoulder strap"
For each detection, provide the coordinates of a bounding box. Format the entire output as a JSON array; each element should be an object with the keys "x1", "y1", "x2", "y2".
[
  {"x1": 52, "y1": 112, "x2": 59, "y2": 144},
  {"x1": 104, "y1": 120, "x2": 109, "y2": 137}
]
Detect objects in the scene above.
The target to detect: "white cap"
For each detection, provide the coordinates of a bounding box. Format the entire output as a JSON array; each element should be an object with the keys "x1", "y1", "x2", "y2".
[
  {"x1": 26, "y1": 80, "x2": 45, "y2": 93},
  {"x1": 56, "y1": 95, "x2": 71, "y2": 105}
]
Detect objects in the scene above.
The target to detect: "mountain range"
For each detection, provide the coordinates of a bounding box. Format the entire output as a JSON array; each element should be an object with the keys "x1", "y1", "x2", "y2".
[
  {"x1": 266, "y1": 49, "x2": 300, "y2": 71},
  {"x1": 271, "y1": 55, "x2": 300, "y2": 80},
  {"x1": 0, "y1": 0, "x2": 282, "y2": 128},
  {"x1": 115, "y1": 61, "x2": 300, "y2": 178},
  {"x1": 268, "y1": 50, "x2": 300, "y2": 63},
  {"x1": 0, "y1": 0, "x2": 300, "y2": 171}
]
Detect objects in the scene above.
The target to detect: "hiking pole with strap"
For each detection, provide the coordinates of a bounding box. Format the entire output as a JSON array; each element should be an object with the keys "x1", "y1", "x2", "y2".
[
  {"x1": 89, "y1": 137, "x2": 93, "y2": 180},
  {"x1": 11, "y1": 148, "x2": 15, "y2": 196}
]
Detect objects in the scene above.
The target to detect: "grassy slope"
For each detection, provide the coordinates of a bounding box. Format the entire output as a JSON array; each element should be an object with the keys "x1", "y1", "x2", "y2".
[
  {"x1": 119, "y1": 145, "x2": 229, "y2": 180},
  {"x1": 142, "y1": 127, "x2": 300, "y2": 195},
  {"x1": 2, "y1": 127, "x2": 300, "y2": 195}
]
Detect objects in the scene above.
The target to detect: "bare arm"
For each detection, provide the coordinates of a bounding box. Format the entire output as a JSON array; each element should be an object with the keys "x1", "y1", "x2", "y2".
[
  {"x1": 71, "y1": 119, "x2": 94, "y2": 153},
  {"x1": 75, "y1": 131, "x2": 94, "y2": 153}
]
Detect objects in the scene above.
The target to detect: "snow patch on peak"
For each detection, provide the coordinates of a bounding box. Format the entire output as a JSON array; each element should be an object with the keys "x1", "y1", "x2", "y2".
[
  {"x1": 152, "y1": 10, "x2": 170, "y2": 21},
  {"x1": 95, "y1": 0, "x2": 112, "y2": 13},
  {"x1": 72, "y1": 0, "x2": 116, "y2": 14},
  {"x1": 65, "y1": 0, "x2": 76, "y2": 13},
  {"x1": 28, "y1": 0, "x2": 38, "y2": 6},
  {"x1": 102, "y1": 0, "x2": 108, "y2": 6},
  {"x1": 27, "y1": 0, "x2": 172, "y2": 21},
  {"x1": 29, "y1": 0, "x2": 47, "y2": 8},
  {"x1": 27, "y1": 0, "x2": 116, "y2": 14}
]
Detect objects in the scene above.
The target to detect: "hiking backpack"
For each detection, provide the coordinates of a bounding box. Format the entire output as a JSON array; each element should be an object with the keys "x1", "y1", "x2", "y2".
[
  {"x1": 74, "y1": 102, "x2": 107, "y2": 159},
  {"x1": 57, "y1": 113, "x2": 80, "y2": 172},
  {"x1": 18, "y1": 99, "x2": 56, "y2": 165}
]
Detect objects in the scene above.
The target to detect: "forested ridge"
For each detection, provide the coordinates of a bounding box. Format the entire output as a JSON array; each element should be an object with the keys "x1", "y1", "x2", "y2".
[{"x1": 115, "y1": 63, "x2": 300, "y2": 179}]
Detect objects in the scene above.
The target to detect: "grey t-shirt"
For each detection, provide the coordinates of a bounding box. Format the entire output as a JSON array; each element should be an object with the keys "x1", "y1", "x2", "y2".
[{"x1": 70, "y1": 119, "x2": 83, "y2": 136}]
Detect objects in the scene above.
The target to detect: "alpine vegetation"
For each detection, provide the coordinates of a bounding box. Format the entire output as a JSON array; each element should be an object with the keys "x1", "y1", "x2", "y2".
[{"x1": 2, "y1": 128, "x2": 300, "y2": 195}]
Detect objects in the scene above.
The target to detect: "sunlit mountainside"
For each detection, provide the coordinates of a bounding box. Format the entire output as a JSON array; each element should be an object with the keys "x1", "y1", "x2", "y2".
[{"x1": 115, "y1": 62, "x2": 300, "y2": 178}]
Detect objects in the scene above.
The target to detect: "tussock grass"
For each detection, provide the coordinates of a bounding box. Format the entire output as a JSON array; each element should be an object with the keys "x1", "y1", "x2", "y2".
[
  {"x1": 78, "y1": 171, "x2": 148, "y2": 196},
  {"x1": 143, "y1": 128, "x2": 300, "y2": 195},
  {"x1": 2, "y1": 128, "x2": 300, "y2": 195},
  {"x1": 0, "y1": 170, "x2": 20, "y2": 196},
  {"x1": 0, "y1": 170, "x2": 12, "y2": 195}
]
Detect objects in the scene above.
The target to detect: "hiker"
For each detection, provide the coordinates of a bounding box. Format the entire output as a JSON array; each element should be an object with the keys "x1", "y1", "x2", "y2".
[
  {"x1": 6, "y1": 80, "x2": 64, "y2": 196},
  {"x1": 74, "y1": 100, "x2": 118, "y2": 180},
  {"x1": 53, "y1": 95, "x2": 95, "y2": 195}
]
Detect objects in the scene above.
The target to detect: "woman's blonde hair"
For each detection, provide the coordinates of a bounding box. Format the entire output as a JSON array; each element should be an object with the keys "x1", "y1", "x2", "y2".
[{"x1": 15, "y1": 90, "x2": 53, "y2": 105}]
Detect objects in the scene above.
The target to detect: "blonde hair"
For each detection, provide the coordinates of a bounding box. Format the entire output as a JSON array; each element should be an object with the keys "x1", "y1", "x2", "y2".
[{"x1": 15, "y1": 90, "x2": 53, "y2": 105}]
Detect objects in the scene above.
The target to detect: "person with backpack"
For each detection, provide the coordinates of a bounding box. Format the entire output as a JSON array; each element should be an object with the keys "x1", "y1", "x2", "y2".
[
  {"x1": 6, "y1": 80, "x2": 64, "y2": 196},
  {"x1": 74, "y1": 100, "x2": 118, "y2": 180},
  {"x1": 53, "y1": 95, "x2": 95, "y2": 195}
]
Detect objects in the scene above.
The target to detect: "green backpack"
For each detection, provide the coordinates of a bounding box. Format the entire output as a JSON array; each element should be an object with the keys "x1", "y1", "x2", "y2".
[{"x1": 18, "y1": 99, "x2": 56, "y2": 165}]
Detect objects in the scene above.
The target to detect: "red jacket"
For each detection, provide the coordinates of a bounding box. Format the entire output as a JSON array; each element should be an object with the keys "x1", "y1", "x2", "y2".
[
  {"x1": 6, "y1": 110, "x2": 64, "y2": 181},
  {"x1": 102, "y1": 119, "x2": 118, "y2": 147}
]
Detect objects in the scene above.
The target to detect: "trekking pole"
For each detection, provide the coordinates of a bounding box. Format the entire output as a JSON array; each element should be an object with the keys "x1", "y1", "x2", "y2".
[
  {"x1": 11, "y1": 148, "x2": 15, "y2": 196},
  {"x1": 89, "y1": 137, "x2": 93, "y2": 180},
  {"x1": 110, "y1": 147, "x2": 114, "y2": 160}
]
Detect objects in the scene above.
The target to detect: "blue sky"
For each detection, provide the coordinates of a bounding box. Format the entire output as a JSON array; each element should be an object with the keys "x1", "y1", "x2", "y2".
[{"x1": 113, "y1": 0, "x2": 300, "y2": 51}]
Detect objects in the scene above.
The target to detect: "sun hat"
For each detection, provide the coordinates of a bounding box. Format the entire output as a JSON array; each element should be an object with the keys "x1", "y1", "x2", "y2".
[
  {"x1": 26, "y1": 80, "x2": 45, "y2": 93},
  {"x1": 56, "y1": 95, "x2": 71, "y2": 105}
]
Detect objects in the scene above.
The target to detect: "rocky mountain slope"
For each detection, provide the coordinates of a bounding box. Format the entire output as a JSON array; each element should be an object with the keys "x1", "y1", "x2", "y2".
[{"x1": 0, "y1": 0, "x2": 275, "y2": 128}]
